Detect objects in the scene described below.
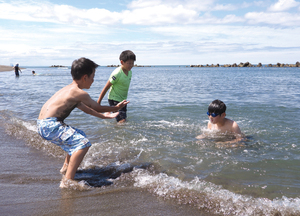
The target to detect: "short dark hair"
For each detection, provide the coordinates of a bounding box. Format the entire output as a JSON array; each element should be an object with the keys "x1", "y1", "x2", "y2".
[
  {"x1": 208, "y1": 99, "x2": 226, "y2": 114},
  {"x1": 119, "y1": 50, "x2": 136, "y2": 62},
  {"x1": 71, "y1": 57, "x2": 99, "y2": 80}
]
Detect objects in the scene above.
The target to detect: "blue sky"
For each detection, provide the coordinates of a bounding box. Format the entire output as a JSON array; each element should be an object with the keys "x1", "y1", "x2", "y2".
[{"x1": 0, "y1": 0, "x2": 300, "y2": 66}]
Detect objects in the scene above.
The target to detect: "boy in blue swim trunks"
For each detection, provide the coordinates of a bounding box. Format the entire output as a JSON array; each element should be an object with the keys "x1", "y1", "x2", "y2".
[
  {"x1": 97, "y1": 50, "x2": 136, "y2": 123},
  {"x1": 37, "y1": 57, "x2": 129, "y2": 184}
]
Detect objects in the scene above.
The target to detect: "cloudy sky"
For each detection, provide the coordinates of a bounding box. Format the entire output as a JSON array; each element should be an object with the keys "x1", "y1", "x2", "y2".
[{"x1": 0, "y1": 0, "x2": 300, "y2": 66}]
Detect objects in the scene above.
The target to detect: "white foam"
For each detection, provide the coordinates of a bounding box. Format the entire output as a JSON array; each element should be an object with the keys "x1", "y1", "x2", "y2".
[
  {"x1": 147, "y1": 120, "x2": 190, "y2": 129},
  {"x1": 13, "y1": 118, "x2": 37, "y2": 132},
  {"x1": 132, "y1": 168, "x2": 300, "y2": 215}
]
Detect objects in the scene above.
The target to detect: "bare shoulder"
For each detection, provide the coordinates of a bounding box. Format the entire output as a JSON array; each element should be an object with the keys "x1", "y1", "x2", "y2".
[
  {"x1": 226, "y1": 119, "x2": 241, "y2": 134},
  {"x1": 224, "y1": 118, "x2": 234, "y2": 126},
  {"x1": 58, "y1": 83, "x2": 88, "y2": 100}
]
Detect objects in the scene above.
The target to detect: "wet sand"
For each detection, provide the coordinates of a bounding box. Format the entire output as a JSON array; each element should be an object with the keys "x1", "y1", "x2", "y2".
[
  {"x1": 0, "y1": 125, "x2": 208, "y2": 216},
  {"x1": 0, "y1": 65, "x2": 13, "y2": 72},
  {"x1": 0, "y1": 65, "x2": 25, "y2": 72}
]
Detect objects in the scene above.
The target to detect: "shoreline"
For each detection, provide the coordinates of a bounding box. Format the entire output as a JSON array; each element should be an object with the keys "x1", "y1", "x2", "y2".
[
  {"x1": 0, "y1": 124, "x2": 206, "y2": 216},
  {"x1": 0, "y1": 65, "x2": 13, "y2": 72},
  {"x1": 0, "y1": 65, "x2": 26, "y2": 72}
]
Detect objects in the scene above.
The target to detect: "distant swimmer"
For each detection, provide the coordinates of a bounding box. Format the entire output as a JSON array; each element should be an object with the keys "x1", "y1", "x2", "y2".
[
  {"x1": 32, "y1": 70, "x2": 36, "y2": 75},
  {"x1": 197, "y1": 99, "x2": 244, "y2": 145},
  {"x1": 13, "y1": 63, "x2": 22, "y2": 76}
]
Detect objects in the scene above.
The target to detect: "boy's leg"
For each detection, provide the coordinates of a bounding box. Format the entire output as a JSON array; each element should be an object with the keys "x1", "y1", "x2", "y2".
[
  {"x1": 60, "y1": 154, "x2": 70, "y2": 174},
  {"x1": 65, "y1": 147, "x2": 90, "y2": 180},
  {"x1": 108, "y1": 99, "x2": 127, "y2": 122},
  {"x1": 65, "y1": 154, "x2": 70, "y2": 164},
  {"x1": 118, "y1": 118, "x2": 126, "y2": 123}
]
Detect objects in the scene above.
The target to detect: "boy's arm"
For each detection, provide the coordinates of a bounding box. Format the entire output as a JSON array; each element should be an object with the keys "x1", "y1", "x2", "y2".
[
  {"x1": 77, "y1": 102, "x2": 119, "y2": 119},
  {"x1": 79, "y1": 90, "x2": 129, "y2": 113},
  {"x1": 97, "y1": 80, "x2": 112, "y2": 104},
  {"x1": 216, "y1": 122, "x2": 243, "y2": 145},
  {"x1": 232, "y1": 121, "x2": 242, "y2": 135}
]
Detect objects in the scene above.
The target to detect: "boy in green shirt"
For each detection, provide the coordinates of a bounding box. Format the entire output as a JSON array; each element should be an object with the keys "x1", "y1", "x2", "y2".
[{"x1": 97, "y1": 50, "x2": 136, "y2": 122}]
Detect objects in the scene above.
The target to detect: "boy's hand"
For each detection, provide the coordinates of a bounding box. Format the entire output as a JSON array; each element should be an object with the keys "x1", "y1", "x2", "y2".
[
  {"x1": 116, "y1": 100, "x2": 130, "y2": 109},
  {"x1": 102, "y1": 112, "x2": 119, "y2": 119}
]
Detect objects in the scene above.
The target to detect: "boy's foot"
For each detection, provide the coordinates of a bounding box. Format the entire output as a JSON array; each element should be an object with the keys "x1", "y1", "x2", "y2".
[
  {"x1": 60, "y1": 163, "x2": 68, "y2": 175},
  {"x1": 59, "y1": 176, "x2": 91, "y2": 190},
  {"x1": 117, "y1": 119, "x2": 126, "y2": 123}
]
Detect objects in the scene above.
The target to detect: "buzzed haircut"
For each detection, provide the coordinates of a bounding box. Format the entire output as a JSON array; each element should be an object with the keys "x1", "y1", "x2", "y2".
[
  {"x1": 208, "y1": 99, "x2": 226, "y2": 114},
  {"x1": 71, "y1": 57, "x2": 99, "y2": 80},
  {"x1": 119, "y1": 50, "x2": 136, "y2": 62}
]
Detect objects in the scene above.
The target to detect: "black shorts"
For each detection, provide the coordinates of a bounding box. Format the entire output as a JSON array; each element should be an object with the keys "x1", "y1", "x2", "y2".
[{"x1": 108, "y1": 99, "x2": 127, "y2": 122}]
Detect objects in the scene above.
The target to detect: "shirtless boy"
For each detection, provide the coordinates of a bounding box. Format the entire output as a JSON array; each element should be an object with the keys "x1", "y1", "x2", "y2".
[
  {"x1": 37, "y1": 57, "x2": 129, "y2": 185},
  {"x1": 197, "y1": 99, "x2": 243, "y2": 144}
]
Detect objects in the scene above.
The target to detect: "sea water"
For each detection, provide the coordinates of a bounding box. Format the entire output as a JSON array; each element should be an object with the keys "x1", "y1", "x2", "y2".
[{"x1": 0, "y1": 65, "x2": 300, "y2": 215}]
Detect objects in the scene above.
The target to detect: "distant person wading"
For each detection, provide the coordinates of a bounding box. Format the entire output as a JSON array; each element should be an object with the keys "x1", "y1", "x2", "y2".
[{"x1": 14, "y1": 64, "x2": 22, "y2": 76}]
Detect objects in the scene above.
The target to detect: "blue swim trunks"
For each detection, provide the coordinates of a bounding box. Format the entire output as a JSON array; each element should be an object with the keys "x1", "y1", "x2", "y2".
[{"x1": 37, "y1": 117, "x2": 91, "y2": 156}]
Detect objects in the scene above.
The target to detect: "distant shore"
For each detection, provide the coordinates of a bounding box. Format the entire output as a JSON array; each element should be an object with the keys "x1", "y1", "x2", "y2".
[
  {"x1": 1, "y1": 61, "x2": 299, "y2": 72},
  {"x1": 0, "y1": 65, "x2": 13, "y2": 72},
  {"x1": 189, "y1": 61, "x2": 300, "y2": 68},
  {"x1": 0, "y1": 65, "x2": 25, "y2": 72}
]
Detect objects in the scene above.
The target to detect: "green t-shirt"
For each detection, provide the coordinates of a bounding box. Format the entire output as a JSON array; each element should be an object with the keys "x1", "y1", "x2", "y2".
[{"x1": 108, "y1": 67, "x2": 132, "y2": 102}]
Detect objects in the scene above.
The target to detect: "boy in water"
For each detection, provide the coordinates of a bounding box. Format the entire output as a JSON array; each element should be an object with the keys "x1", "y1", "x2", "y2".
[
  {"x1": 97, "y1": 50, "x2": 136, "y2": 123},
  {"x1": 197, "y1": 99, "x2": 243, "y2": 144},
  {"x1": 37, "y1": 57, "x2": 129, "y2": 186}
]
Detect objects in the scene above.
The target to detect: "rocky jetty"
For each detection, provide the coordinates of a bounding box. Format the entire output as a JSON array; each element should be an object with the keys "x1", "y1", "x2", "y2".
[
  {"x1": 189, "y1": 61, "x2": 300, "y2": 68},
  {"x1": 50, "y1": 65, "x2": 67, "y2": 68},
  {"x1": 107, "y1": 64, "x2": 151, "y2": 67}
]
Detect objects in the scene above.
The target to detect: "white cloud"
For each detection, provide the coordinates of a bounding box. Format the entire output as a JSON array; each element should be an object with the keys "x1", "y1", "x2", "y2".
[
  {"x1": 245, "y1": 11, "x2": 300, "y2": 26},
  {"x1": 122, "y1": 4, "x2": 198, "y2": 25},
  {"x1": 268, "y1": 0, "x2": 300, "y2": 11},
  {"x1": 184, "y1": 0, "x2": 216, "y2": 11},
  {"x1": 0, "y1": 1, "x2": 120, "y2": 25},
  {"x1": 0, "y1": 0, "x2": 253, "y2": 26},
  {"x1": 147, "y1": 25, "x2": 300, "y2": 46},
  {"x1": 128, "y1": 0, "x2": 162, "y2": 9},
  {"x1": 1, "y1": 0, "x2": 300, "y2": 66},
  {"x1": 212, "y1": 4, "x2": 238, "y2": 11}
]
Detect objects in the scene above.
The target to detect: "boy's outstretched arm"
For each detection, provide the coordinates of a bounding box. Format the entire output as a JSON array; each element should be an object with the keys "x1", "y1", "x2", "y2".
[
  {"x1": 97, "y1": 80, "x2": 112, "y2": 104},
  {"x1": 77, "y1": 102, "x2": 119, "y2": 119},
  {"x1": 79, "y1": 91, "x2": 129, "y2": 113}
]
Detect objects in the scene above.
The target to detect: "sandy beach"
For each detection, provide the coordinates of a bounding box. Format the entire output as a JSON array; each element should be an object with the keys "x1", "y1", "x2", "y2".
[
  {"x1": 0, "y1": 65, "x2": 26, "y2": 72},
  {"x1": 0, "y1": 65, "x2": 14, "y2": 72}
]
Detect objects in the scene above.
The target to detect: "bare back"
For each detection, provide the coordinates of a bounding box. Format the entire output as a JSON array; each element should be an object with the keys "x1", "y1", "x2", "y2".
[{"x1": 38, "y1": 83, "x2": 86, "y2": 121}]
